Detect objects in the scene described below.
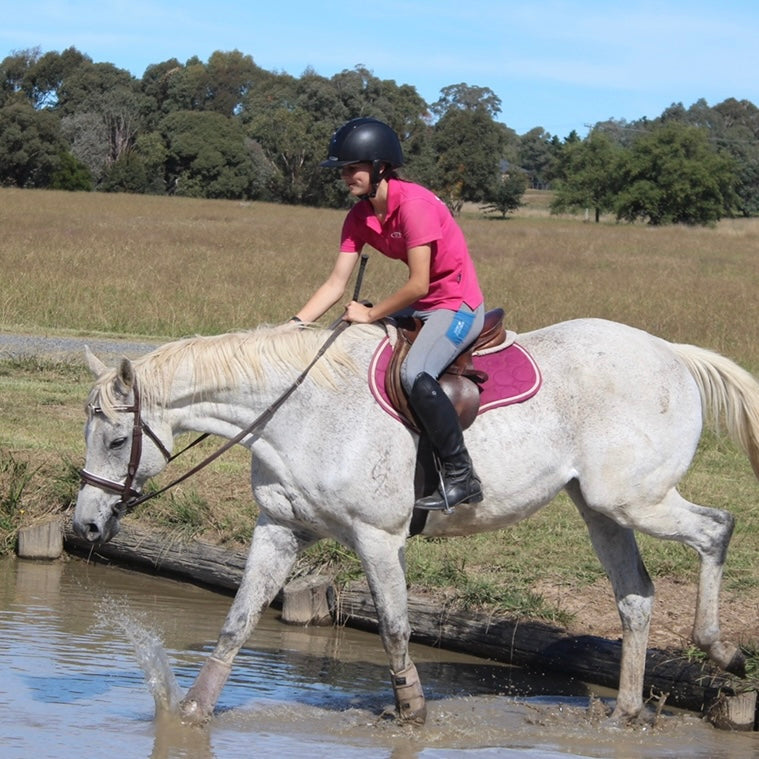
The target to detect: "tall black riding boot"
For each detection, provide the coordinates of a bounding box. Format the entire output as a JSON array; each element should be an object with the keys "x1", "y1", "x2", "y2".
[{"x1": 409, "y1": 372, "x2": 483, "y2": 512}]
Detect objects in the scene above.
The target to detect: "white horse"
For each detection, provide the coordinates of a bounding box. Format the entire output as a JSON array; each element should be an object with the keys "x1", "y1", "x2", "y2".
[{"x1": 73, "y1": 317, "x2": 759, "y2": 725}]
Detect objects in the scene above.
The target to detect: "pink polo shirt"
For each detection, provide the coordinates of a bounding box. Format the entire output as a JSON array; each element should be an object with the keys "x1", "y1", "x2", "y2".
[{"x1": 339, "y1": 179, "x2": 483, "y2": 312}]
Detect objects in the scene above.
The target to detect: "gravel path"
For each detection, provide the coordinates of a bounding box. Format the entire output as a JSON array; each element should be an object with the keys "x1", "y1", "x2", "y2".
[{"x1": 0, "y1": 332, "x2": 161, "y2": 363}]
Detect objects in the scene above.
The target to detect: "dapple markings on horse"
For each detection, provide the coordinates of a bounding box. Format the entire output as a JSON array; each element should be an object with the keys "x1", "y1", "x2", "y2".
[{"x1": 73, "y1": 318, "x2": 759, "y2": 725}]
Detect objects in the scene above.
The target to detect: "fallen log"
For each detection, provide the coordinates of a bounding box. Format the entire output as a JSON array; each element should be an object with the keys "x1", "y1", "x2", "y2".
[{"x1": 63, "y1": 522, "x2": 751, "y2": 722}]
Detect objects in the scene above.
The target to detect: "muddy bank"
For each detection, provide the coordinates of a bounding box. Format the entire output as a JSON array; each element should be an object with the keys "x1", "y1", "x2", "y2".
[{"x1": 61, "y1": 521, "x2": 751, "y2": 723}]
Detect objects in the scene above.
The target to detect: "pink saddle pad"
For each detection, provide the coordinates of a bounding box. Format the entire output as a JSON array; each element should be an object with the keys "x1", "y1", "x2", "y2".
[{"x1": 368, "y1": 336, "x2": 542, "y2": 427}]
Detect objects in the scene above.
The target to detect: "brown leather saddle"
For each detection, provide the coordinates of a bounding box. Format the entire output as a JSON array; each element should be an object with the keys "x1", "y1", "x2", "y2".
[{"x1": 385, "y1": 308, "x2": 507, "y2": 432}]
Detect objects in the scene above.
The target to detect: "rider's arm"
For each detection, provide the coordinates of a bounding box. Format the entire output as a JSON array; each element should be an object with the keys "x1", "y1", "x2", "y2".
[
  {"x1": 345, "y1": 245, "x2": 430, "y2": 323},
  {"x1": 293, "y1": 252, "x2": 358, "y2": 323}
]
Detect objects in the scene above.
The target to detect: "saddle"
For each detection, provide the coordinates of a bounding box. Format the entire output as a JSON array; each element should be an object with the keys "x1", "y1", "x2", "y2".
[{"x1": 385, "y1": 308, "x2": 507, "y2": 432}]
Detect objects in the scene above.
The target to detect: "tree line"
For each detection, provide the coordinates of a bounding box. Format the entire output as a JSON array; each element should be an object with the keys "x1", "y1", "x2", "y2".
[{"x1": 2, "y1": 47, "x2": 758, "y2": 225}]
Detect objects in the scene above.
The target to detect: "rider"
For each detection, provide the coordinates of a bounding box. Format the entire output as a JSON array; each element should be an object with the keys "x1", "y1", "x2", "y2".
[{"x1": 291, "y1": 117, "x2": 485, "y2": 512}]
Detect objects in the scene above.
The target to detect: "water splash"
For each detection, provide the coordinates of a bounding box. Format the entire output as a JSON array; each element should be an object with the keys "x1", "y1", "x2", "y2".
[{"x1": 96, "y1": 595, "x2": 183, "y2": 715}]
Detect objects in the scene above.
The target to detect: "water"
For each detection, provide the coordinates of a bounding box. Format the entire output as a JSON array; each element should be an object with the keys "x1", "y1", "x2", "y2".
[{"x1": 1, "y1": 556, "x2": 758, "y2": 759}]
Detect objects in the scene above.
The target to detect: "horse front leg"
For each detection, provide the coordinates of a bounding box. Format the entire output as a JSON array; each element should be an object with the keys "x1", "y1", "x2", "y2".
[
  {"x1": 355, "y1": 528, "x2": 426, "y2": 724},
  {"x1": 180, "y1": 517, "x2": 310, "y2": 724}
]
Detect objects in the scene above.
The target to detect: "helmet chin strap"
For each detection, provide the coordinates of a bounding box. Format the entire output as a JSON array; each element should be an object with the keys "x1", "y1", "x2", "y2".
[{"x1": 362, "y1": 160, "x2": 388, "y2": 200}]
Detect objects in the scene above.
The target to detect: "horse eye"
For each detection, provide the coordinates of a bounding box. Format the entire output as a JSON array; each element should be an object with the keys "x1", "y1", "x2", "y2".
[{"x1": 109, "y1": 437, "x2": 128, "y2": 450}]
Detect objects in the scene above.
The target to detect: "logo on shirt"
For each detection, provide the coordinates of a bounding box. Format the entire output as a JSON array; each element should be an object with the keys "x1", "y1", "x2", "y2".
[{"x1": 390, "y1": 232, "x2": 403, "y2": 239}]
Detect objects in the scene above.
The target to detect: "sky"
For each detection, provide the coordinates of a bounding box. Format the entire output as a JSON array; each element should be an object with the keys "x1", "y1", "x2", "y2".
[{"x1": 3, "y1": 0, "x2": 759, "y2": 137}]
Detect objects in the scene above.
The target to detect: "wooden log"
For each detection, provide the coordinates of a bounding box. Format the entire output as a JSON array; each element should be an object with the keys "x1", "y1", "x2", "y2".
[
  {"x1": 281, "y1": 575, "x2": 333, "y2": 625},
  {"x1": 17, "y1": 518, "x2": 63, "y2": 559},
  {"x1": 335, "y1": 581, "x2": 743, "y2": 716},
  {"x1": 63, "y1": 521, "x2": 750, "y2": 722},
  {"x1": 64, "y1": 521, "x2": 246, "y2": 591},
  {"x1": 706, "y1": 690, "x2": 758, "y2": 731}
]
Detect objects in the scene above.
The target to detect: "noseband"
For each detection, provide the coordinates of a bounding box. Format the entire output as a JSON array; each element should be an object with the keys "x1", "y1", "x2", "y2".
[{"x1": 79, "y1": 380, "x2": 174, "y2": 516}]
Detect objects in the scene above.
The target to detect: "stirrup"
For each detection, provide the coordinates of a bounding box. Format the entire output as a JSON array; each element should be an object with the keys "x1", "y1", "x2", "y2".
[{"x1": 414, "y1": 455, "x2": 483, "y2": 513}]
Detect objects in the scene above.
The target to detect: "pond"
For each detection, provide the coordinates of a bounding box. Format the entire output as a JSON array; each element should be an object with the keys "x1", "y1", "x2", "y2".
[{"x1": 2, "y1": 556, "x2": 757, "y2": 758}]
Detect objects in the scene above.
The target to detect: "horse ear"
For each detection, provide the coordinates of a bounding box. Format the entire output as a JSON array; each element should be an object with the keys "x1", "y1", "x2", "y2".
[
  {"x1": 84, "y1": 346, "x2": 108, "y2": 377},
  {"x1": 115, "y1": 357, "x2": 135, "y2": 397}
]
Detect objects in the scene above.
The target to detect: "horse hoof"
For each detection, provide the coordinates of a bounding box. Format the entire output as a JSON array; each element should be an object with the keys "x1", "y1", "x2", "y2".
[
  {"x1": 726, "y1": 647, "x2": 747, "y2": 678},
  {"x1": 178, "y1": 698, "x2": 211, "y2": 726},
  {"x1": 706, "y1": 641, "x2": 747, "y2": 677},
  {"x1": 399, "y1": 705, "x2": 427, "y2": 725}
]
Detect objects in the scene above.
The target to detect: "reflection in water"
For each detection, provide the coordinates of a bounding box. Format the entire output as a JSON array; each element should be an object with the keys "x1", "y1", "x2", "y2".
[{"x1": 1, "y1": 556, "x2": 758, "y2": 759}]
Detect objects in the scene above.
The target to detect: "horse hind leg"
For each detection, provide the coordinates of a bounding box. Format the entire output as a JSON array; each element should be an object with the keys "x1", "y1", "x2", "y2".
[
  {"x1": 567, "y1": 481, "x2": 655, "y2": 722},
  {"x1": 670, "y1": 494, "x2": 744, "y2": 675},
  {"x1": 621, "y1": 488, "x2": 744, "y2": 677}
]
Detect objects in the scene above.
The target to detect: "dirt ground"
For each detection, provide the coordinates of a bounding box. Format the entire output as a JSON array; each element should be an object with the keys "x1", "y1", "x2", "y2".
[{"x1": 534, "y1": 576, "x2": 759, "y2": 651}]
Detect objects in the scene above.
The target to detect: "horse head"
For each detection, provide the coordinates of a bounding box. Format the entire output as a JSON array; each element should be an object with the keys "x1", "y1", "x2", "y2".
[{"x1": 74, "y1": 348, "x2": 173, "y2": 545}]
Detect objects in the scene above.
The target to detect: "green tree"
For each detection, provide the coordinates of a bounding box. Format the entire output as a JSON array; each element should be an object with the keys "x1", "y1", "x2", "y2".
[
  {"x1": 160, "y1": 56, "x2": 210, "y2": 113},
  {"x1": 658, "y1": 98, "x2": 759, "y2": 217},
  {"x1": 55, "y1": 60, "x2": 135, "y2": 116},
  {"x1": 1, "y1": 47, "x2": 91, "y2": 109},
  {"x1": 0, "y1": 48, "x2": 40, "y2": 107},
  {"x1": 430, "y1": 83, "x2": 502, "y2": 119},
  {"x1": 50, "y1": 151, "x2": 92, "y2": 191},
  {"x1": 139, "y1": 59, "x2": 188, "y2": 131},
  {"x1": 26, "y1": 47, "x2": 92, "y2": 109},
  {"x1": 0, "y1": 102, "x2": 64, "y2": 187},
  {"x1": 47, "y1": 59, "x2": 148, "y2": 184},
  {"x1": 518, "y1": 128, "x2": 560, "y2": 188},
  {"x1": 615, "y1": 123, "x2": 738, "y2": 225},
  {"x1": 159, "y1": 110, "x2": 268, "y2": 199},
  {"x1": 246, "y1": 105, "x2": 317, "y2": 204},
  {"x1": 480, "y1": 170, "x2": 528, "y2": 218},
  {"x1": 432, "y1": 107, "x2": 508, "y2": 213},
  {"x1": 99, "y1": 131, "x2": 168, "y2": 195},
  {"x1": 551, "y1": 130, "x2": 623, "y2": 221},
  {"x1": 242, "y1": 65, "x2": 429, "y2": 207},
  {"x1": 205, "y1": 50, "x2": 261, "y2": 116}
]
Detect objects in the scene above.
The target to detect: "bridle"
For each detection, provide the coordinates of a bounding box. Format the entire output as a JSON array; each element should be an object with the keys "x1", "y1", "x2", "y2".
[
  {"x1": 79, "y1": 380, "x2": 208, "y2": 516},
  {"x1": 79, "y1": 254, "x2": 369, "y2": 518}
]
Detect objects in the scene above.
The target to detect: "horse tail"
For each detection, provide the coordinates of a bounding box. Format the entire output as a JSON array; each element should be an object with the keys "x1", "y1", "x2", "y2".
[{"x1": 670, "y1": 343, "x2": 759, "y2": 479}]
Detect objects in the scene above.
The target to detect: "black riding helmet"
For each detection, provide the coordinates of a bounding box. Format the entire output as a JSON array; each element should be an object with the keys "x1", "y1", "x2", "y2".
[
  {"x1": 320, "y1": 117, "x2": 404, "y2": 169},
  {"x1": 320, "y1": 117, "x2": 404, "y2": 198}
]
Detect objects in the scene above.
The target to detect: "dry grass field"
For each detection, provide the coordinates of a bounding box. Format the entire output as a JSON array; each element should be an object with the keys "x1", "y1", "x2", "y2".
[
  {"x1": 1, "y1": 187, "x2": 757, "y2": 369},
  {"x1": 1, "y1": 187, "x2": 758, "y2": 650}
]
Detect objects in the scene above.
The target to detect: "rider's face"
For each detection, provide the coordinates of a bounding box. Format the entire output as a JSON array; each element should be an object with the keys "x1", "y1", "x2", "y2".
[{"x1": 340, "y1": 162, "x2": 373, "y2": 196}]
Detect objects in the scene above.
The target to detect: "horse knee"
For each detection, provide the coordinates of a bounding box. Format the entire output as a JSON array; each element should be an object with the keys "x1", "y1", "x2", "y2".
[{"x1": 617, "y1": 593, "x2": 653, "y2": 632}]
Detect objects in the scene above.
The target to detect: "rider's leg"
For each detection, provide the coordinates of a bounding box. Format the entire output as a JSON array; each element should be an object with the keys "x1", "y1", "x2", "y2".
[{"x1": 400, "y1": 304, "x2": 485, "y2": 511}]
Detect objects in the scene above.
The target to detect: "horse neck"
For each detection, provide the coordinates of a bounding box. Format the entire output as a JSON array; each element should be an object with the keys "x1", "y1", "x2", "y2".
[
  {"x1": 137, "y1": 325, "x2": 376, "y2": 442},
  {"x1": 141, "y1": 349, "x2": 313, "y2": 442}
]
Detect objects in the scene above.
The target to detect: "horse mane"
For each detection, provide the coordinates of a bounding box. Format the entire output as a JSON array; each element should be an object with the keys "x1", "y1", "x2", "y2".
[{"x1": 88, "y1": 323, "x2": 381, "y2": 416}]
